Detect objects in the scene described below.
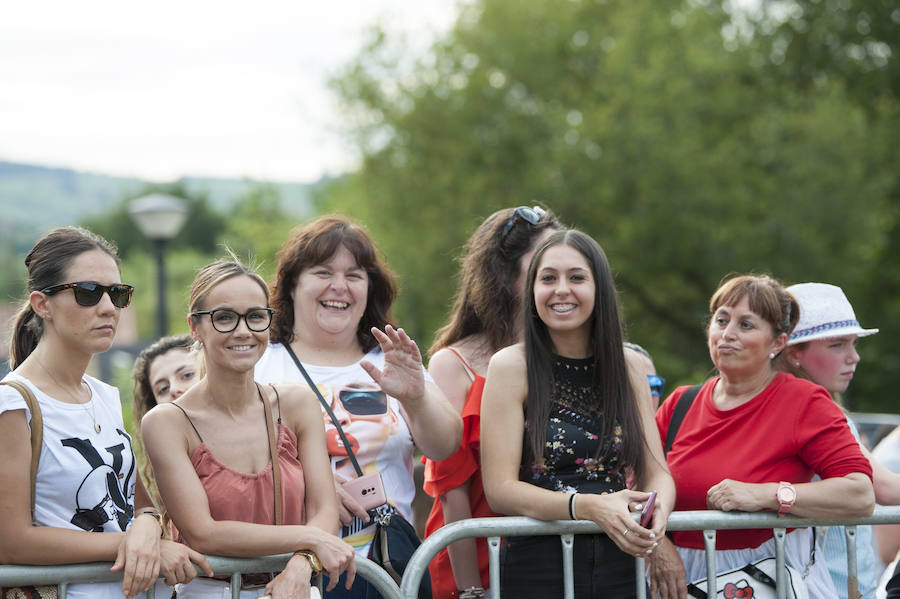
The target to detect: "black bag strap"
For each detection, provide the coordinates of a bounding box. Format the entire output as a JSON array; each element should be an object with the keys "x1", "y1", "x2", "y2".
[
  {"x1": 742, "y1": 561, "x2": 778, "y2": 587},
  {"x1": 282, "y1": 344, "x2": 365, "y2": 478},
  {"x1": 685, "y1": 561, "x2": 776, "y2": 598},
  {"x1": 664, "y1": 383, "x2": 702, "y2": 456}
]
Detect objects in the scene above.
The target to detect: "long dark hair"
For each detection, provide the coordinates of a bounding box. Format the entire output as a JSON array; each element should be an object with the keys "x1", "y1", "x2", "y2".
[
  {"x1": 269, "y1": 215, "x2": 396, "y2": 352},
  {"x1": 428, "y1": 207, "x2": 561, "y2": 357},
  {"x1": 522, "y1": 229, "x2": 646, "y2": 481},
  {"x1": 9, "y1": 226, "x2": 120, "y2": 369}
]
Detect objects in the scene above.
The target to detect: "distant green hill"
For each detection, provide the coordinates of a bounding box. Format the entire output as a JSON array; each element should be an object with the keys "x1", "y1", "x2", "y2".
[{"x1": 0, "y1": 161, "x2": 319, "y2": 247}]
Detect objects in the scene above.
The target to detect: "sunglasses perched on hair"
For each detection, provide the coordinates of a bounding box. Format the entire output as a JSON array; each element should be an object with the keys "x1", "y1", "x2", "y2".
[
  {"x1": 191, "y1": 307, "x2": 274, "y2": 333},
  {"x1": 648, "y1": 375, "x2": 666, "y2": 398},
  {"x1": 501, "y1": 206, "x2": 547, "y2": 239},
  {"x1": 41, "y1": 281, "x2": 134, "y2": 308}
]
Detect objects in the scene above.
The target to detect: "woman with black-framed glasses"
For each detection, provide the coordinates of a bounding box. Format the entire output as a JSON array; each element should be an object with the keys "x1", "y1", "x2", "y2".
[
  {"x1": 141, "y1": 258, "x2": 355, "y2": 599},
  {"x1": 0, "y1": 226, "x2": 209, "y2": 599}
]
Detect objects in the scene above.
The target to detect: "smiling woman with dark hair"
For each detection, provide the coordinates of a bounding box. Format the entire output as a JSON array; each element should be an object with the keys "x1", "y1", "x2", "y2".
[
  {"x1": 255, "y1": 215, "x2": 461, "y2": 598},
  {"x1": 481, "y1": 228, "x2": 675, "y2": 598}
]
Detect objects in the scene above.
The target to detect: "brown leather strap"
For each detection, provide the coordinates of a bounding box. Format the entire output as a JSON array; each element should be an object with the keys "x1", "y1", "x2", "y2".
[
  {"x1": 257, "y1": 383, "x2": 282, "y2": 525},
  {"x1": 1, "y1": 380, "x2": 42, "y2": 523}
]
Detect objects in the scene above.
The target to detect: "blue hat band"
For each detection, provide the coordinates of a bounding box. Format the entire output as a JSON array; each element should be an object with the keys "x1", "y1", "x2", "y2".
[{"x1": 789, "y1": 319, "x2": 860, "y2": 342}]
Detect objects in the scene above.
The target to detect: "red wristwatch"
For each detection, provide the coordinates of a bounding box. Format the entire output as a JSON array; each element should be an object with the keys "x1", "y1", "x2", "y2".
[{"x1": 776, "y1": 481, "x2": 796, "y2": 517}]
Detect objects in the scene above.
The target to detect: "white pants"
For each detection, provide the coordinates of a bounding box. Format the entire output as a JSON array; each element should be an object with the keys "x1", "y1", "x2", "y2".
[{"x1": 174, "y1": 577, "x2": 320, "y2": 599}]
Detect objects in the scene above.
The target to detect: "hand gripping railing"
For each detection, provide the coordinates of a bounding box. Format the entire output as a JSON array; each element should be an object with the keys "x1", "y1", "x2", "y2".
[
  {"x1": 0, "y1": 553, "x2": 402, "y2": 599},
  {"x1": 399, "y1": 506, "x2": 900, "y2": 599}
]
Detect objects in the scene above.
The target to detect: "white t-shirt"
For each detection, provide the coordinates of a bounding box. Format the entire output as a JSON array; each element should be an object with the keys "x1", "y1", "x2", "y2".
[
  {"x1": 0, "y1": 372, "x2": 137, "y2": 599},
  {"x1": 255, "y1": 343, "x2": 419, "y2": 554}
]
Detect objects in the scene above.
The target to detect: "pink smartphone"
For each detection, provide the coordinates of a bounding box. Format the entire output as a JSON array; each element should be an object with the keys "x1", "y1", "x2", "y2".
[
  {"x1": 640, "y1": 491, "x2": 657, "y2": 527},
  {"x1": 341, "y1": 472, "x2": 387, "y2": 511}
]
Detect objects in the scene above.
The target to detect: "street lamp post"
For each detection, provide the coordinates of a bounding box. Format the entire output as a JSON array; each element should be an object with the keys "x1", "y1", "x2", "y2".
[{"x1": 128, "y1": 193, "x2": 189, "y2": 339}]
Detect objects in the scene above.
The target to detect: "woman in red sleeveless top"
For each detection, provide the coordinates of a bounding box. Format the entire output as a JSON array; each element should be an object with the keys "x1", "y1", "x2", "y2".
[{"x1": 423, "y1": 206, "x2": 560, "y2": 599}]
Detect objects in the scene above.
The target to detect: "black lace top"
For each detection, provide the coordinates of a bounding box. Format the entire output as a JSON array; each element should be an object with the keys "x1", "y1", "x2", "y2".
[{"x1": 522, "y1": 355, "x2": 626, "y2": 495}]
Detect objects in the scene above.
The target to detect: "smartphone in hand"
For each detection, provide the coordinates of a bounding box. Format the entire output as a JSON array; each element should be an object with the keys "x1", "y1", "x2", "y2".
[
  {"x1": 341, "y1": 472, "x2": 387, "y2": 511},
  {"x1": 639, "y1": 491, "x2": 657, "y2": 528}
]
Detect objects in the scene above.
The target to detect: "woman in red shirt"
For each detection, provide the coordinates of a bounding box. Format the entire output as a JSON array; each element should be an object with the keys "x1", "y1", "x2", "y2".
[{"x1": 650, "y1": 274, "x2": 875, "y2": 599}]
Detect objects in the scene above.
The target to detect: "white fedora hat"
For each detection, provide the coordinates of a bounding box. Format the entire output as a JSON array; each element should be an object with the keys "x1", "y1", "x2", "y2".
[{"x1": 787, "y1": 282, "x2": 878, "y2": 345}]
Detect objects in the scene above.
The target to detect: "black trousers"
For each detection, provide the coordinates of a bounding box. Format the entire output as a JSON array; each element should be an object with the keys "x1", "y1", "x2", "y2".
[{"x1": 501, "y1": 534, "x2": 638, "y2": 599}]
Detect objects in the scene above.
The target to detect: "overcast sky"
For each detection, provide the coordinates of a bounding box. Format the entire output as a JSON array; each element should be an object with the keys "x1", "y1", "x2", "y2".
[{"x1": 0, "y1": 2, "x2": 460, "y2": 183}]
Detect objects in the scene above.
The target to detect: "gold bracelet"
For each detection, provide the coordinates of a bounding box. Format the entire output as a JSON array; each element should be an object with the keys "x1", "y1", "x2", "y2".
[
  {"x1": 293, "y1": 550, "x2": 323, "y2": 576},
  {"x1": 136, "y1": 508, "x2": 164, "y2": 537}
]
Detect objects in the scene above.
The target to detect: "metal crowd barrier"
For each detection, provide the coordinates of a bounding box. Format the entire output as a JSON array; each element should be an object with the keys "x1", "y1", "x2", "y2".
[
  {"x1": 400, "y1": 506, "x2": 900, "y2": 599},
  {"x1": 0, "y1": 553, "x2": 401, "y2": 599},
  {"x1": 5, "y1": 507, "x2": 900, "y2": 599}
]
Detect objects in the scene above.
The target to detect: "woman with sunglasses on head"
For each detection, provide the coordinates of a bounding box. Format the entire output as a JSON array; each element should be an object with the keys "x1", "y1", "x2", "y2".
[
  {"x1": 776, "y1": 282, "x2": 891, "y2": 599},
  {"x1": 254, "y1": 215, "x2": 462, "y2": 598},
  {"x1": 481, "y1": 229, "x2": 675, "y2": 598},
  {"x1": 141, "y1": 258, "x2": 355, "y2": 599},
  {"x1": 0, "y1": 226, "x2": 209, "y2": 599},
  {"x1": 131, "y1": 334, "x2": 199, "y2": 539},
  {"x1": 422, "y1": 206, "x2": 560, "y2": 599}
]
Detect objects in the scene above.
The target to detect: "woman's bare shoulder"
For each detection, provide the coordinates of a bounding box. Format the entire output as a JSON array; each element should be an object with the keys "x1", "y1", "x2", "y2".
[{"x1": 489, "y1": 343, "x2": 526, "y2": 372}]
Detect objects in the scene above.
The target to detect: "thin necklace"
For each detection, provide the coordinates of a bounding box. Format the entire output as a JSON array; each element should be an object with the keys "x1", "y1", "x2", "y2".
[{"x1": 36, "y1": 357, "x2": 100, "y2": 433}]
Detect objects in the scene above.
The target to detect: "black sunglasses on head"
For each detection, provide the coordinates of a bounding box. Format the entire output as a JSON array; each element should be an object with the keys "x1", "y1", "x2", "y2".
[
  {"x1": 501, "y1": 206, "x2": 547, "y2": 240},
  {"x1": 41, "y1": 281, "x2": 134, "y2": 308}
]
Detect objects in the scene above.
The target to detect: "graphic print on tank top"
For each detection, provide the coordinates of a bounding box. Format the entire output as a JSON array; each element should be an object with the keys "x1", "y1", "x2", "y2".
[
  {"x1": 318, "y1": 381, "x2": 400, "y2": 539},
  {"x1": 63, "y1": 428, "x2": 136, "y2": 531}
]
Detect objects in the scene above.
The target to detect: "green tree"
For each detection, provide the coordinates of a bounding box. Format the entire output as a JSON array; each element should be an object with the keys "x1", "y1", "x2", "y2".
[
  {"x1": 748, "y1": 0, "x2": 900, "y2": 410},
  {"x1": 220, "y1": 184, "x2": 300, "y2": 282},
  {"x1": 323, "y1": 0, "x2": 895, "y2": 408}
]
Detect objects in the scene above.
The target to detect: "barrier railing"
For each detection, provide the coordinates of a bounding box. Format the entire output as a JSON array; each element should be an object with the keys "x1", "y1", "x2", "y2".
[
  {"x1": 0, "y1": 553, "x2": 401, "y2": 599},
  {"x1": 400, "y1": 506, "x2": 900, "y2": 599},
  {"x1": 5, "y1": 507, "x2": 900, "y2": 599}
]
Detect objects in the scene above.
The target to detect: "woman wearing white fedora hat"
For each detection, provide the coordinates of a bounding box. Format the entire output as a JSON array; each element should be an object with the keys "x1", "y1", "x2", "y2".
[
  {"x1": 779, "y1": 282, "x2": 892, "y2": 599},
  {"x1": 782, "y1": 282, "x2": 879, "y2": 403}
]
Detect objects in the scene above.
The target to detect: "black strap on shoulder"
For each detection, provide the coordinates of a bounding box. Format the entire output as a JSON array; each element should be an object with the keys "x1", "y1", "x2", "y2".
[
  {"x1": 283, "y1": 344, "x2": 365, "y2": 477},
  {"x1": 169, "y1": 402, "x2": 204, "y2": 443},
  {"x1": 664, "y1": 384, "x2": 703, "y2": 456}
]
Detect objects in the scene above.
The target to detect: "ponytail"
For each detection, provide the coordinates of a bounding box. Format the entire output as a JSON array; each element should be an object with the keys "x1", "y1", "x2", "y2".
[{"x1": 9, "y1": 300, "x2": 41, "y2": 369}]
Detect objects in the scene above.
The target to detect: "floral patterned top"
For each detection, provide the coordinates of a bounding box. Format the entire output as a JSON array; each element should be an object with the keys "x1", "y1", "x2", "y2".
[{"x1": 523, "y1": 355, "x2": 625, "y2": 495}]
